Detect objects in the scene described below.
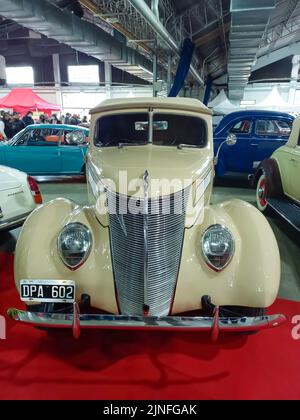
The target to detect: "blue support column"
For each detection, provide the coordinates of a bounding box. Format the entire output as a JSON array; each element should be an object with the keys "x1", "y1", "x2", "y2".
[
  {"x1": 168, "y1": 39, "x2": 195, "y2": 97},
  {"x1": 203, "y1": 78, "x2": 213, "y2": 105}
]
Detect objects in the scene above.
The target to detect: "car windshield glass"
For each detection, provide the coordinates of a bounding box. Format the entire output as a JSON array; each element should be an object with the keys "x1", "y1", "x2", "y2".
[
  {"x1": 95, "y1": 113, "x2": 149, "y2": 147},
  {"x1": 153, "y1": 114, "x2": 207, "y2": 147},
  {"x1": 8, "y1": 129, "x2": 26, "y2": 145},
  {"x1": 95, "y1": 112, "x2": 207, "y2": 148}
]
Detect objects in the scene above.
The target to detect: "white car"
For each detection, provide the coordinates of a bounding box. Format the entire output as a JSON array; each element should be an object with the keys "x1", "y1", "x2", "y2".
[{"x1": 0, "y1": 165, "x2": 42, "y2": 231}]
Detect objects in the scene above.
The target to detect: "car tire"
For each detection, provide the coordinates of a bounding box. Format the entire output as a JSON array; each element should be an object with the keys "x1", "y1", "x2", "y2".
[{"x1": 256, "y1": 173, "x2": 271, "y2": 214}]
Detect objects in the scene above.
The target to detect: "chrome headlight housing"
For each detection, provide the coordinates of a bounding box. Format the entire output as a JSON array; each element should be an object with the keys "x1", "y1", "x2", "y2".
[
  {"x1": 58, "y1": 223, "x2": 92, "y2": 270},
  {"x1": 202, "y1": 224, "x2": 235, "y2": 271}
]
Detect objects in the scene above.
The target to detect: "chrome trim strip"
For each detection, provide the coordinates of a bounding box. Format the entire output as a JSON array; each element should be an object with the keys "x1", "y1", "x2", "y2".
[
  {"x1": 0, "y1": 211, "x2": 32, "y2": 231},
  {"x1": 7, "y1": 309, "x2": 286, "y2": 331},
  {"x1": 33, "y1": 175, "x2": 86, "y2": 183}
]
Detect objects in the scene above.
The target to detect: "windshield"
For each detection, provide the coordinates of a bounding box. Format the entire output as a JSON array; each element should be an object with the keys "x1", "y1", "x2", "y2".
[
  {"x1": 94, "y1": 112, "x2": 207, "y2": 148},
  {"x1": 7, "y1": 128, "x2": 26, "y2": 145}
]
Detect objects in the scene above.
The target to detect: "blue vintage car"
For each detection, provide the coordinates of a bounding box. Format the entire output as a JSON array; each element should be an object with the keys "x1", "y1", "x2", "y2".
[
  {"x1": 214, "y1": 110, "x2": 295, "y2": 178},
  {"x1": 0, "y1": 124, "x2": 89, "y2": 176}
]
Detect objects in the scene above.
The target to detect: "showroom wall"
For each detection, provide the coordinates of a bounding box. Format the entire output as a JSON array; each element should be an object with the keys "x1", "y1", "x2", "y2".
[{"x1": 0, "y1": 85, "x2": 154, "y2": 117}]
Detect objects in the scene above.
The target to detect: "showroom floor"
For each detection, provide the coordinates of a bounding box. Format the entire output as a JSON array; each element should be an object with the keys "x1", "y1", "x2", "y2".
[{"x1": 1, "y1": 181, "x2": 299, "y2": 301}]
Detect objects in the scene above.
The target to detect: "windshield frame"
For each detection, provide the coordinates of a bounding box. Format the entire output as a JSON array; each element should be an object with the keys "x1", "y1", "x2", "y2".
[{"x1": 94, "y1": 110, "x2": 208, "y2": 149}]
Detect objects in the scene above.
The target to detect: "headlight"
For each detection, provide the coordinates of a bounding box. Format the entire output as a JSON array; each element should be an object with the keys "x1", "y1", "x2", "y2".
[
  {"x1": 58, "y1": 223, "x2": 92, "y2": 270},
  {"x1": 202, "y1": 224, "x2": 235, "y2": 271}
]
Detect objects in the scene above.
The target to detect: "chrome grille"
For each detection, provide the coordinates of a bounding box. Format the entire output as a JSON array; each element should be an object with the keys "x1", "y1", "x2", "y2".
[{"x1": 107, "y1": 189, "x2": 189, "y2": 316}]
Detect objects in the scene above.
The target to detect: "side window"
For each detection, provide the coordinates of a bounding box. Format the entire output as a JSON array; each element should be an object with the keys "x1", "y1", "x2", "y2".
[
  {"x1": 256, "y1": 119, "x2": 292, "y2": 137},
  {"x1": 274, "y1": 120, "x2": 292, "y2": 136},
  {"x1": 61, "y1": 130, "x2": 88, "y2": 145},
  {"x1": 229, "y1": 120, "x2": 252, "y2": 134},
  {"x1": 27, "y1": 129, "x2": 60, "y2": 146},
  {"x1": 15, "y1": 131, "x2": 31, "y2": 146},
  {"x1": 43, "y1": 129, "x2": 61, "y2": 144}
]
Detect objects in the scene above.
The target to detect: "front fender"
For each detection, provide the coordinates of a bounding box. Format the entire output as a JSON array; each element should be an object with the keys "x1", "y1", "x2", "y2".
[
  {"x1": 252, "y1": 158, "x2": 283, "y2": 198},
  {"x1": 14, "y1": 198, "x2": 118, "y2": 314},
  {"x1": 172, "y1": 199, "x2": 280, "y2": 313}
]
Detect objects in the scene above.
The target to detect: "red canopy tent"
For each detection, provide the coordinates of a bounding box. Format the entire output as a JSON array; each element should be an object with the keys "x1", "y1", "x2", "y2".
[{"x1": 0, "y1": 88, "x2": 61, "y2": 116}]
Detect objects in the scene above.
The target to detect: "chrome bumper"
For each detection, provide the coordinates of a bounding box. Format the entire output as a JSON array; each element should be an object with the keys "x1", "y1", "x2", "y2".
[
  {"x1": 0, "y1": 211, "x2": 32, "y2": 231},
  {"x1": 8, "y1": 306, "x2": 286, "y2": 341}
]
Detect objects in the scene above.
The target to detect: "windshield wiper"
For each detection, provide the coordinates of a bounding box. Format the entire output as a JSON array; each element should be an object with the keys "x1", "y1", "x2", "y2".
[
  {"x1": 118, "y1": 142, "x2": 147, "y2": 149},
  {"x1": 177, "y1": 144, "x2": 200, "y2": 150}
]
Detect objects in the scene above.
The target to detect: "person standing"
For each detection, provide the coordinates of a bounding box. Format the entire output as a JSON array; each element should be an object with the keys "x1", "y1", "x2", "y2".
[
  {"x1": 38, "y1": 114, "x2": 46, "y2": 124},
  {"x1": 22, "y1": 111, "x2": 35, "y2": 127},
  {"x1": 0, "y1": 115, "x2": 7, "y2": 141},
  {"x1": 64, "y1": 113, "x2": 71, "y2": 125},
  {"x1": 70, "y1": 114, "x2": 79, "y2": 125},
  {"x1": 3, "y1": 113, "x2": 13, "y2": 139},
  {"x1": 9, "y1": 112, "x2": 25, "y2": 138}
]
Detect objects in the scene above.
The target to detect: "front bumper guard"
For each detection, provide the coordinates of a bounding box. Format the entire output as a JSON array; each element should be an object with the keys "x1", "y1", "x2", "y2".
[{"x1": 8, "y1": 304, "x2": 286, "y2": 341}]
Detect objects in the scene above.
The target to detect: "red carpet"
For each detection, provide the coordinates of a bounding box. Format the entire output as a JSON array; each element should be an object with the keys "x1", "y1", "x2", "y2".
[{"x1": 1, "y1": 251, "x2": 300, "y2": 400}]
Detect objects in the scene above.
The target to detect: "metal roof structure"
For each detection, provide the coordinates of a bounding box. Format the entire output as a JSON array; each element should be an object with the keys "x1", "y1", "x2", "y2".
[{"x1": 0, "y1": 0, "x2": 299, "y2": 100}]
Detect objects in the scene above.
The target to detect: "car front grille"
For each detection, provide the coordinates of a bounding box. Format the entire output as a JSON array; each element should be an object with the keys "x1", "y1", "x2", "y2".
[{"x1": 107, "y1": 189, "x2": 189, "y2": 316}]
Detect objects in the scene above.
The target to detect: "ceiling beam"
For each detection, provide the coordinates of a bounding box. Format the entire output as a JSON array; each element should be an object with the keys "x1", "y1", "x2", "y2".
[{"x1": 253, "y1": 40, "x2": 300, "y2": 71}]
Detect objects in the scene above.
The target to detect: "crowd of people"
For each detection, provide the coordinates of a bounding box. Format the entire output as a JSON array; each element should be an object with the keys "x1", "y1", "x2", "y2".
[{"x1": 0, "y1": 110, "x2": 89, "y2": 140}]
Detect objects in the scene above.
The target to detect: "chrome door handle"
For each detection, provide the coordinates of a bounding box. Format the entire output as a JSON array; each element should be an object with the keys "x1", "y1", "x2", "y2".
[{"x1": 250, "y1": 143, "x2": 258, "y2": 147}]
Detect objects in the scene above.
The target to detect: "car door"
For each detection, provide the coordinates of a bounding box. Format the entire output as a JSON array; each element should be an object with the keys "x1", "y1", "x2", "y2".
[
  {"x1": 5, "y1": 127, "x2": 61, "y2": 174},
  {"x1": 218, "y1": 117, "x2": 255, "y2": 173},
  {"x1": 59, "y1": 129, "x2": 87, "y2": 174},
  {"x1": 255, "y1": 118, "x2": 292, "y2": 168}
]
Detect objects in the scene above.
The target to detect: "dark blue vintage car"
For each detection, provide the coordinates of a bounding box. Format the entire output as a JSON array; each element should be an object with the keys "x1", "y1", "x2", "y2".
[{"x1": 214, "y1": 110, "x2": 295, "y2": 178}]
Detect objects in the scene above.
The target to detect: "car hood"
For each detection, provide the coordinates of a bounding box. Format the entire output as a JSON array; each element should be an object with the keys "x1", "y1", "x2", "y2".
[{"x1": 88, "y1": 144, "x2": 213, "y2": 198}]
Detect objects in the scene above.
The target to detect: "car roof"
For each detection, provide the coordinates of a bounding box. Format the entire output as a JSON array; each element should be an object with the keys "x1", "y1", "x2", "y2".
[
  {"x1": 221, "y1": 109, "x2": 294, "y2": 119},
  {"x1": 26, "y1": 124, "x2": 89, "y2": 132},
  {"x1": 90, "y1": 97, "x2": 212, "y2": 116}
]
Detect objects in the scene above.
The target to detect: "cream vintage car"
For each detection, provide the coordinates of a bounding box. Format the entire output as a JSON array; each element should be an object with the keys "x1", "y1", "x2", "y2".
[
  {"x1": 255, "y1": 116, "x2": 300, "y2": 231},
  {"x1": 8, "y1": 98, "x2": 286, "y2": 339}
]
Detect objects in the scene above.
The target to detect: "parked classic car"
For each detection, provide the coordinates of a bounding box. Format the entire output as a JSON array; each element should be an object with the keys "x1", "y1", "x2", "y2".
[
  {"x1": 8, "y1": 98, "x2": 285, "y2": 339},
  {"x1": 0, "y1": 165, "x2": 42, "y2": 231},
  {"x1": 254, "y1": 116, "x2": 300, "y2": 231},
  {"x1": 214, "y1": 110, "x2": 294, "y2": 178},
  {"x1": 0, "y1": 124, "x2": 89, "y2": 176}
]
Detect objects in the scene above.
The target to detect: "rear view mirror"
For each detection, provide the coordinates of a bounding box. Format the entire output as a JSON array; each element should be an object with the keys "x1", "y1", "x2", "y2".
[
  {"x1": 65, "y1": 130, "x2": 85, "y2": 145},
  {"x1": 226, "y1": 134, "x2": 237, "y2": 146}
]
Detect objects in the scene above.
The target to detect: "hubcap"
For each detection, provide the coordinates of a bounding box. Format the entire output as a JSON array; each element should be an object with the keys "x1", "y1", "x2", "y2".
[{"x1": 258, "y1": 179, "x2": 267, "y2": 207}]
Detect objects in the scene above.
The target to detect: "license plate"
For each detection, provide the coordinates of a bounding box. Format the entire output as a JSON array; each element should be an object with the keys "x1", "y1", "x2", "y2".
[{"x1": 20, "y1": 280, "x2": 75, "y2": 303}]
